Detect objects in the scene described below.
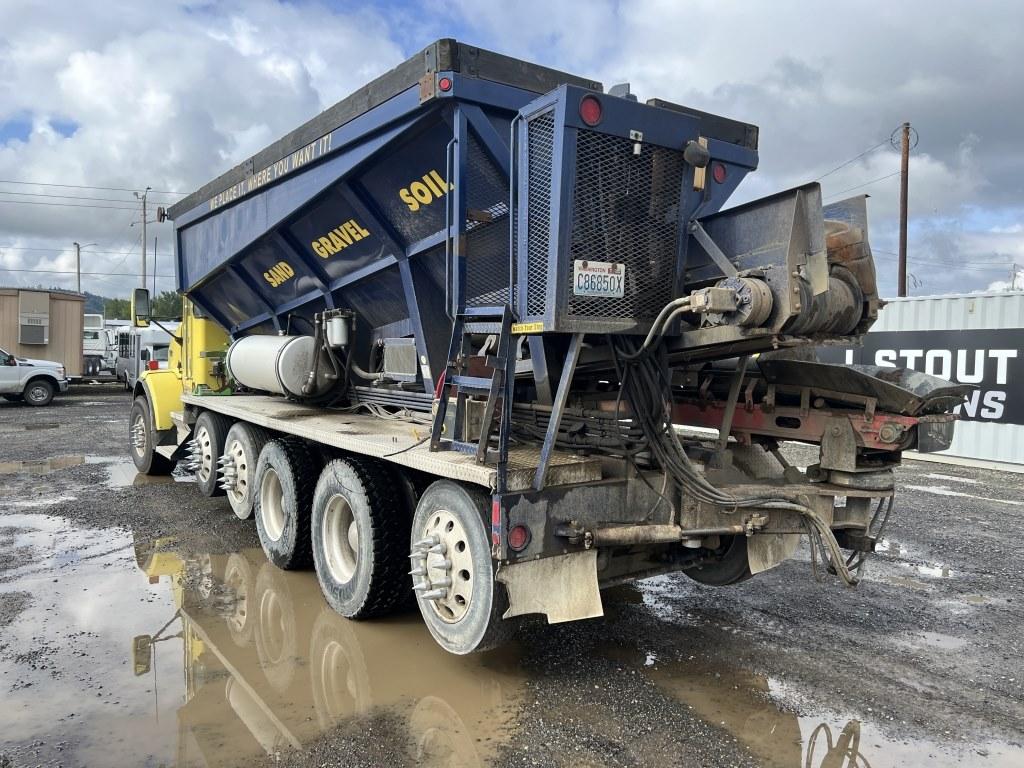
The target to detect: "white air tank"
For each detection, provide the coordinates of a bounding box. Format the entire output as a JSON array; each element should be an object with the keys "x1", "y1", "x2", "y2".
[{"x1": 226, "y1": 335, "x2": 317, "y2": 398}]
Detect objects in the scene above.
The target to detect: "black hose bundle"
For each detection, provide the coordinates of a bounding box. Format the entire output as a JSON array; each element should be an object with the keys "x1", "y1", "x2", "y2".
[{"x1": 609, "y1": 335, "x2": 861, "y2": 586}]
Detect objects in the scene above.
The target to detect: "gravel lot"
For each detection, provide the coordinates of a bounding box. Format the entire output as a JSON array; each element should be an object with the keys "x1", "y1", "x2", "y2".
[{"x1": 1, "y1": 386, "x2": 1022, "y2": 767}]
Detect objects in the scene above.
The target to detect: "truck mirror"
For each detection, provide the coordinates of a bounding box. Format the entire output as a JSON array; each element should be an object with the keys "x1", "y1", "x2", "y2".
[
  {"x1": 132, "y1": 634, "x2": 153, "y2": 676},
  {"x1": 132, "y1": 288, "x2": 151, "y2": 328}
]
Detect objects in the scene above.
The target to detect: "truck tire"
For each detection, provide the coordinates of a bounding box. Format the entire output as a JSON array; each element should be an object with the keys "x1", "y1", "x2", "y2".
[
  {"x1": 23, "y1": 378, "x2": 54, "y2": 406},
  {"x1": 129, "y1": 396, "x2": 176, "y2": 475},
  {"x1": 224, "y1": 552, "x2": 256, "y2": 647},
  {"x1": 683, "y1": 535, "x2": 752, "y2": 586},
  {"x1": 253, "y1": 562, "x2": 299, "y2": 692},
  {"x1": 309, "y1": 608, "x2": 372, "y2": 729},
  {"x1": 411, "y1": 481, "x2": 512, "y2": 654},
  {"x1": 192, "y1": 411, "x2": 232, "y2": 497},
  {"x1": 223, "y1": 421, "x2": 272, "y2": 519},
  {"x1": 311, "y1": 457, "x2": 411, "y2": 619},
  {"x1": 254, "y1": 438, "x2": 320, "y2": 570}
]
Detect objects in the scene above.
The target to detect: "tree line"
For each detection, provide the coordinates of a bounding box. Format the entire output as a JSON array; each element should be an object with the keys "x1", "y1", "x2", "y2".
[{"x1": 104, "y1": 291, "x2": 181, "y2": 320}]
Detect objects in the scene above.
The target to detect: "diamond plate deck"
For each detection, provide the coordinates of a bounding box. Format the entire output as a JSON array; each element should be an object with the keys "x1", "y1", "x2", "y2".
[{"x1": 181, "y1": 394, "x2": 602, "y2": 492}]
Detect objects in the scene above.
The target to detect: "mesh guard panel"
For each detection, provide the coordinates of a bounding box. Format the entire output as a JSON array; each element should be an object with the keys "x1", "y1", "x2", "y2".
[
  {"x1": 566, "y1": 130, "x2": 685, "y2": 324},
  {"x1": 464, "y1": 132, "x2": 512, "y2": 308},
  {"x1": 525, "y1": 111, "x2": 555, "y2": 318}
]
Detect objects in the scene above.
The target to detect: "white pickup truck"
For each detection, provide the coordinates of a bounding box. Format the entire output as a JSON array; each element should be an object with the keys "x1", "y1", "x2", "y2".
[{"x1": 0, "y1": 346, "x2": 70, "y2": 406}]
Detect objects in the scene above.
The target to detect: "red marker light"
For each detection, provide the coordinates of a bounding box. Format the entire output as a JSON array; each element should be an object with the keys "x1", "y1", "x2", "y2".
[
  {"x1": 438, "y1": 76, "x2": 453, "y2": 92},
  {"x1": 508, "y1": 524, "x2": 531, "y2": 551},
  {"x1": 579, "y1": 95, "x2": 603, "y2": 126},
  {"x1": 147, "y1": 360, "x2": 159, "y2": 371},
  {"x1": 712, "y1": 163, "x2": 728, "y2": 184}
]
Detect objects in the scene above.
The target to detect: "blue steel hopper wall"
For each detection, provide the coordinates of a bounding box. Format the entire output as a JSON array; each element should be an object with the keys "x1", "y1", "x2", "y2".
[{"x1": 174, "y1": 79, "x2": 530, "y2": 394}]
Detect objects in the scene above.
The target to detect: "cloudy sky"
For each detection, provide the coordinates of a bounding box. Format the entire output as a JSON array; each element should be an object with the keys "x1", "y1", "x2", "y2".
[{"x1": 0, "y1": 0, "x2": 1021, "y2": 301}]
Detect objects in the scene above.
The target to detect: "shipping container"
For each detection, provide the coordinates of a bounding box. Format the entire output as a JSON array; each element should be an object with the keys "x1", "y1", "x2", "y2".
[{"x1": 836, "y1": 291, "x2": 1024, "y2": 469}]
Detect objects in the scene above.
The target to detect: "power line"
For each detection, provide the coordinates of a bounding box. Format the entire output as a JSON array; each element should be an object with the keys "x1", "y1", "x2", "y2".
[
  {"x1": 871, "y1": 254, "x2": 1011, "y2": 271},
  {"x1": 816, "y1": 139, "x2": 890, "y2": 181},
  {"x1": 873, "y1": 248, "x2": 1013, "y2": 268},
  {"x1": 823, "y1": 171, "x2": 901, "y2": 200},
  {"x1": 101, "y1": 215, "x2": 148, "y2": 277},
  {"x1": 0, "y1": 198, "x2": 142, "y2": 211},
  {"x1": 0, "y1": 267, "x2": 174, "y2": 277},
  {"x1": 872, "y1": 253, "x2": 1004, "y2": 266},
  {"x1": 0, "y1": 245, "x2": 148, "y2": 256},
  {"x1": 0, "y1": 178, "x2": 185, "y2": 196},
  {"x1": 0, "y1": 189, "x2": 144, "y2": 204}
]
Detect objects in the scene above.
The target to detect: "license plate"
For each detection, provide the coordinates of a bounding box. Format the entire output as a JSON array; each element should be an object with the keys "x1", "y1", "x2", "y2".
[{"x1": 573, "y1": 260, "x2": 625, "y2": 298}]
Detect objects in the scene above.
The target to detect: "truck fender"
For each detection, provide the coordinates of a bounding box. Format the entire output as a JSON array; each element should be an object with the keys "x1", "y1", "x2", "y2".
[
  {"x1": 23, "y1": 371, "x2": 59, "y2": 388},
  {"x1": 135, "y1": 370, "x2": 182, "y2": 432}
]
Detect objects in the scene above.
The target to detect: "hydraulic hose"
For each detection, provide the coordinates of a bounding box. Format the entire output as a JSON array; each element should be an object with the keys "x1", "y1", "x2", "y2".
[
  {"x1": 301, "y1": 316, "x2": 325, "y2": 396},
  {"x1": 619, "y1": 297, "x2": 692, "y2": 360},
  {"x1": 611, "y1": 336, "x2": 861, "y2": 586},
  {"x1": 349, "y1": 356, "x2": 384, "y2": 382}
]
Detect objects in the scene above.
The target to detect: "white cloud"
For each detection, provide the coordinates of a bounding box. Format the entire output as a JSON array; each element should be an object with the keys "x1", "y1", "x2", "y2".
[
  {"x1": 0, "y1": 0, "x2": 403, "y2": 297},
  {"x1": 446, "y1": 0, "x2": 1024, "y2": 297},
  {"x1": 0, "y1": 0, "x2": 1021, "y2": 301}
]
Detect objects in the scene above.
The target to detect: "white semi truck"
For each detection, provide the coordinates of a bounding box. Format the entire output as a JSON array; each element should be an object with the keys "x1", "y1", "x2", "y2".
[{"x1": 82, "y1": 313, "x2": 107, "y2": 376}]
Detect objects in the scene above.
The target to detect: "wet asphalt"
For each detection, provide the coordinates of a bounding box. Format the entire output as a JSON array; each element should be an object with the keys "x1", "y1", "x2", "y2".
[{"x1": 0, "y1": 386, "x2": 1022, "y2": 767}]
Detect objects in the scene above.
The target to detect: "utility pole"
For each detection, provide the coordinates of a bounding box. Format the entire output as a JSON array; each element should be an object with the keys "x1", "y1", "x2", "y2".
[
  {"x1": 897, "y1": 122, "x2": 910, "y2": 297},
  {"x1": 135, "y1": 186, "x2": 151, "y2": 289},
  {"x1": 153, "y1": 236, "x2": 158, "y2": 295},
  {"x1": 73, "y1": 241, "x2": 81, "y2": 292}
]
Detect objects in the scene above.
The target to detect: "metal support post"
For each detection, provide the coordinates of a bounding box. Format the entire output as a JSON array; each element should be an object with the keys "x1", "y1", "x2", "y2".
[
  {"x1": 717, "y1": 355, "x2": 750, "y2": 452},
  {"x1": 533, "y1": 333, "x2": 583, "y2": 491}
]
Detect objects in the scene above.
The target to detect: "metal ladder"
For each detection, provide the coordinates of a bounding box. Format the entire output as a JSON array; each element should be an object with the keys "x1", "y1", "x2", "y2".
[{"x1": 429, "y1": 305, "x2": 516, "y2": 486}]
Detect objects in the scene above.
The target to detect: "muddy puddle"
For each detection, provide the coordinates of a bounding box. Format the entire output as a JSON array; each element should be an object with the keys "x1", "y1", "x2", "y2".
[
  {"x1": 630, "y1": 649, "x2": 1021, "y2": 768},
  {"x1": 0, "y1": 454, "x2": 193, "y2": 489},
  {"x1": 1, "y1": 514, "x2": 1021, "y2": 767},
  {"x1": 0, "y1": 515, "x2": 524, "y2": 767}
]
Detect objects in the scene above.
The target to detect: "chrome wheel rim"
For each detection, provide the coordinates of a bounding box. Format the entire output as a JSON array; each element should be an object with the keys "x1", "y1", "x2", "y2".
[
  {"x1": 323, "y1": 494, "x2": 359, "y2": 584},
  {"x1": 319, "y1": 638, "x2": 359, "y2": 717},
  {"x1": 259, "y1": 587, "x2": 286, "y2": 663},
  {"x1": 420, "y1": 509, "x2": 474, "y2": 624},
  {"x1": 224, "y1": 561, "x2": 249, "y2": 634},
  {"x1": 195, "y1": 424, "x2": 215, "y2": 483},
  {"x1": 26, "y1": 384, "x2": 48, "y2": 404},
  {"x1": 131, "y1": 412, "x2": 147, "y2": 457},
  {"x1": 260, "y1": 468, "x2": 285, "y2": 541},
  {"x1": 225, "y1": 438, "x2": 249, "y2": 507}
]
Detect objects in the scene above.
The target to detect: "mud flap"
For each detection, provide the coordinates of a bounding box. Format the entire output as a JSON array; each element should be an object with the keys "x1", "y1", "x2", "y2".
[
  {"x1": 496, "y1": 550, "x2": 603, "y2": 624},
  {"x1": 747, "y1": 533, "x2": 801, "y2": 575}
]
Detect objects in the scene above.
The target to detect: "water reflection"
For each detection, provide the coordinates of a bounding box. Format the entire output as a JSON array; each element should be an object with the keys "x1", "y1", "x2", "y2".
[
  {"x1": 644, "y1": 653, "x2": 874, "y2": 768},
  {"x1": 131, "y1": 542, "x2": 522, "y2": 767},
  {"x1": 2, "y1": 513, "x2": 1018, "y2": 768},
  {"x1": 0, "y1": 454, "x2": 193, "y2": 488}
]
